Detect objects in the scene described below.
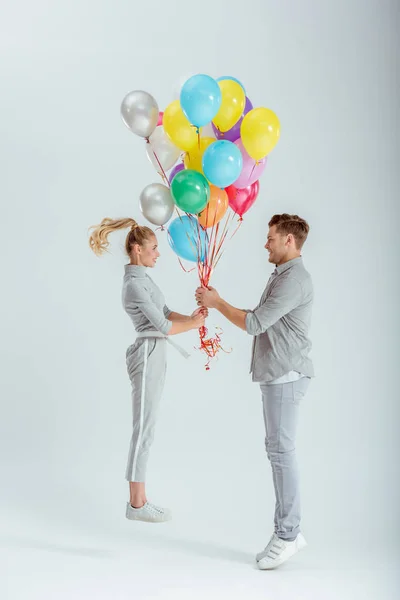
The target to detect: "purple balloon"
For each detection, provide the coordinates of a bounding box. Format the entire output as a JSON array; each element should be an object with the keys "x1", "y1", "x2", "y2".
[
  {"x1": 233, "y1": 138, "x2": 267, "y2": 188},
  {"x1": 212, "y1": 96, "x2": 253, "y2": 143},
  {"x1": 169, "y1": 162, "x2": 184, "y2": 184}
]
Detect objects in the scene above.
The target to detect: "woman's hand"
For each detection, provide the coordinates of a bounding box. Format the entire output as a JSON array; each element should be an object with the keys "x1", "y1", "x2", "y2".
[
  {"x1": 191, "y1": 307, "x2": 209, "y2": 319},
  {"x1": 190, "y1": 311, "x2": 206, "y2": 330}
]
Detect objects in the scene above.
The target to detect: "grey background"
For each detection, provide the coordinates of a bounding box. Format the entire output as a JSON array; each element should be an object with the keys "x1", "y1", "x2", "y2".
[{"x1": 1, "y1": 1, "x2": 399, "y2": 598}]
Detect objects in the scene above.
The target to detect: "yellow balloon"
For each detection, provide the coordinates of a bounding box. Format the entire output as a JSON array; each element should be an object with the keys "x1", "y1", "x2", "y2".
[
  {"x1": 163, "y1": 100, "x2": 198, "y2": 151},
  {"x1": 241, "y1": 107, "x2": 280, "y2": 160},
  {"x1": 184, "y1": 137, "x2": 215, "y2": 174},
  {"x1": 213, "y1": 80, "x2": 245, "y2": 133}
]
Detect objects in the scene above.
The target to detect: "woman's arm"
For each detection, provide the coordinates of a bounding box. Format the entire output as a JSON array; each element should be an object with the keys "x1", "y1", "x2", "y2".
[
  {"x1": 168, "y1": 307, "x2": 208, "y2": 335},
  {"x1": 168, "y1": 312, "x2": 191, "y2": 322},
  {"x1": 168, "y1": 307, "x2": 209, "y2": 323}
]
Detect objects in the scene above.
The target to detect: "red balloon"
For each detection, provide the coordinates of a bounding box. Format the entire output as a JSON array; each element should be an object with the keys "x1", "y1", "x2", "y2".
[
  {"x1": 226, "y1": 180, "x2": 260, "y2": 217},
  {"x1": 157, "y1": 111, "x2": 164, "y2": 126}
]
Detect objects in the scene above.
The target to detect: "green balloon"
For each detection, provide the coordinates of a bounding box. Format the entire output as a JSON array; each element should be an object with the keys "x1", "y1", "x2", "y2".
[{"x1": 170, "y1": 169, "x2": 210, "y2": 214}]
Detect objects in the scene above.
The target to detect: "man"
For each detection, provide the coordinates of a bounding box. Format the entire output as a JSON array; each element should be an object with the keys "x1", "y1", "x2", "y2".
[{"x1": 195, "y1": 214, "x2": 314, "y2": 570}]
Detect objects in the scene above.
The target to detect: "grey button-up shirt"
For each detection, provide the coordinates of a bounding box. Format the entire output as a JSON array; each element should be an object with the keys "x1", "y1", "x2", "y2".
[{"x1": 245, "y1": 257, "x2": 314, "y2": 383}]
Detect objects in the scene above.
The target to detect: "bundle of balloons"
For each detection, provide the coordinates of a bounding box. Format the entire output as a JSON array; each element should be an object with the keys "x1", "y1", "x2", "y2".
[{"x1": 120, "y1": 74, "x2": 280, "y2": 365}]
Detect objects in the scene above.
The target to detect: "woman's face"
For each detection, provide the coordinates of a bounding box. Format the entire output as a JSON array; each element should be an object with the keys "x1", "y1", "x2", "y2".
[{"x1": 133, "y1": 235, "x2": 160, "y2": 267}]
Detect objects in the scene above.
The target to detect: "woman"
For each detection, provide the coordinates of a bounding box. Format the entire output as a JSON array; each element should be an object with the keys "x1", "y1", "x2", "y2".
[{"x1": 89, "y1": 217, "x2": 206, "y2": 523}]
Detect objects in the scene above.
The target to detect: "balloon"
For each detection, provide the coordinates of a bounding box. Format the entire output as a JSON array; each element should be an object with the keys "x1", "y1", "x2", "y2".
[
  {"x1": 198, "y1": 186, "x2": 229, "y2": 228},
  {"x1": 233, "y1": 138, "x2": 267, "y2": 188},
  {"x1": 171, "y1": 169, "x2": 210, "y2": 214},
  {"x1": 168, "y1": 215, "x2": 208, "y2": 263},
  {"x1": 184, "y1": 137, "x2": 215, "y2": 174},
  {"x1": 180, "y1": 74, "x2": 221, "y2": 128},
  {"x1": 121, "y1": 90, "x2": 159, "y2": 138},
  {"x1": 157, "y1": 111, "x2": 164, "y2": 126},
  {"x1": 202, "y1": 140, "x2": 243, "y2": 189},
  {"x1": 146, "y1": 126, "x2": 181, "y2": 173},
  {"x1": 139, "y1": 183, "x2": 174, "y2": 226},
  {"x1": 212, "y1": 96, "x2": 253, "y2": 142},
  {"x1": 226, "y1": 180, "x2": 260, "y2": 218},
  {"x1": 217, "y1": 76, "x2": 246, "y2": 94},
  {"x1": 163, "y1": 100, "x2": 199, "y2": 151},
  {"x1": 241, "y1": 107, "x2": 280, "y2": 160},
  {"x1": 169, "y1": 163, "x2": 184, "y2": 184},
  {"x1": 212, "y1": 80, "x2": 245, "y2": 133}
]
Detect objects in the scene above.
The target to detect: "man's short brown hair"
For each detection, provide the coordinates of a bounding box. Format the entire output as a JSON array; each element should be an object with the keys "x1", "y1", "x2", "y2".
[{"x1": 269, "y1": 214, "x2": 310, "y2": 250}]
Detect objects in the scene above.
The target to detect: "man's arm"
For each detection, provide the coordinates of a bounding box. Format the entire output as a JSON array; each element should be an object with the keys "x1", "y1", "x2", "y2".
[
  {"x1": 195, "y1": 287, "x2": 247, "y2": 330},
  {"x1": 196, "y1": 277, "x2": 303, "y2": 335},
  {"x1": 214, "y1": 299, "x2": 247, "y2": 330},
  {"x1": 245, "y1": 277, "x2": 303, "y2": 335}
]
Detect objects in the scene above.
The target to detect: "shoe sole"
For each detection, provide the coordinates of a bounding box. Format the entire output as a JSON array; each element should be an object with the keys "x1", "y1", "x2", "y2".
[{"x1": 126, "y1": 513, "x2": 172, "y2": 523}]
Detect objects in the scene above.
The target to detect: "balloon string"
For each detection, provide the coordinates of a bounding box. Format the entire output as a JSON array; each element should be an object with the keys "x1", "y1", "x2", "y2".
[
  {"x1": 145, "y1": 138, "x2": 170, "y2": 186},
  {"x1": 249, "y1": 160, "x2": 258, "y2": 182},
  {"x1": 171, "y1": 206, "x2": 243, "y2": 369},
  {"x1": 197, "y1": 325, "x2": 231, "y2": 371}
]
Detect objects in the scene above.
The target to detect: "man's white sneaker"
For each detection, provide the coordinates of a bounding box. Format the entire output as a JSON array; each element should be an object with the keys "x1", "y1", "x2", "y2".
[
  {"x1": 256, "y1": 533, "x2": 307, "y2": 570},
  {"x1": 125, "y1": 502, "x2": 172, "y2": 523}
]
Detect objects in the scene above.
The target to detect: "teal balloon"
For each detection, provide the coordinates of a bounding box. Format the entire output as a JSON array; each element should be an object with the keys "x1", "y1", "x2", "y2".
[
  {"x1": 180, "y1": 74, "x2": 221, "y2": 128},
  {"x1": 217, "y1": 76, "x2": 246, "y2": 95},
  {"x1": 168, "y1": 215, "x2": 208, "y2": 263},
  {"x1": 171, "y1": 169, "x2": 210, "y2": 214},
  {"x1": 202, "y1": 140, "x2": 243, "y2": 188}
]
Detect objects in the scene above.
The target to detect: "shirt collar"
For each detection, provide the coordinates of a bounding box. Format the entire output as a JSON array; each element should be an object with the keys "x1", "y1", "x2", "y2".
[
  {"x1": 274, "y1": 256, "x2": 303, "y2": 275},
  {"x1": 124, "y1": 264, "x2": 147, "y2": 278}
]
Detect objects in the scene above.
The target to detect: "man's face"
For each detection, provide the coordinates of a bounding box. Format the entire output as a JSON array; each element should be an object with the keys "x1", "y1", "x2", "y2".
[{"x1": 265, "y1": 225, "x2": 288, "y2": 265}]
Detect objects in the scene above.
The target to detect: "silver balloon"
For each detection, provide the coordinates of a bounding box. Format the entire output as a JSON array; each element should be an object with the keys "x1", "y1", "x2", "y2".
[
  {"x1": 121, "y1": 90, "x2": 159, "y2": 138},
  {"x1": 146, "y1": 126, "x2": 181, "y2": 174},
  {"x1": 139, "y1": 183, "x2": 175, "y2": 226}
]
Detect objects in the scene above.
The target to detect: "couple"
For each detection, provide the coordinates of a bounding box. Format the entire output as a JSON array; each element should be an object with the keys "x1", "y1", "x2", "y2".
[{"x1": 89, "y1": 212, "x2": 313, "y2": 571}]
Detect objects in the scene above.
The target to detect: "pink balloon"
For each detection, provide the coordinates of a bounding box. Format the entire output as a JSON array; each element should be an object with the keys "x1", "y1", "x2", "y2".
[
  {"x1": 233, "y1": 138, "x2": 267, "y2": 188},
  {"x1": 157, "y1": 111, "x2": 164, "y2": 126}
]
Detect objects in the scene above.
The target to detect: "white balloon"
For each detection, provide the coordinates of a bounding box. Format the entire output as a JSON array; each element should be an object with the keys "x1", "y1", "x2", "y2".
[
  {"x1": 139, "y1": 183, "x2": 175, "y2": 226},
  {"x1": 146, "y1": 126, "x2": 181, "y2": 174}
]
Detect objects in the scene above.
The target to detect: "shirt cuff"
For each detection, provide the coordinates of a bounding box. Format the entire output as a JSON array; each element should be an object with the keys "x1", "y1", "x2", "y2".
[{"x1": 245, "y1": 311, "x2": 259, "y2": 336}]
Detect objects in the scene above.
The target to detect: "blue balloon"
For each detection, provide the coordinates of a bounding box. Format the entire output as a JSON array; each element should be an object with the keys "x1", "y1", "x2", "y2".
[
  {"x1": 202, "y1": 140, "x2": 243, "y2": 189},
  {"x1": 168, "y1": 215, "x2": 208, "y2": 263},
  {"x1": 217, "y1": 76, "x2": 246, "y2": 95},
  {"x1": 180, "y1": 74, "x2": 221, "y2": 129}
]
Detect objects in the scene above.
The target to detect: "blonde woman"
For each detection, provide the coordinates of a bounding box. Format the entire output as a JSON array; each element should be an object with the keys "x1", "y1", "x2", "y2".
[{"x1": 89, "y1": 218, "x2": 206, "y2": 523}]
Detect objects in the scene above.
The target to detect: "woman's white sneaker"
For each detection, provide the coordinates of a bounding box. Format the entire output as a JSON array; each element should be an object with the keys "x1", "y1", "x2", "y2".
[
  {"x1": 125, "y1": 502, "x2": 172, "y2": 523},
  {"x1": 256, "y1": 533, "x2": 307, "y2": 570}
]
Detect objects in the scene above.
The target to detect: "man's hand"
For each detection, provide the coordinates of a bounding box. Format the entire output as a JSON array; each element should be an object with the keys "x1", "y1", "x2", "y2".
[
  {"x1": 196, "y1": 286, "x2": 247, "y2": 331},
  {"x1": 191, "y1": 307, "x2": 209, "y2": 319},
  {"x1": 195, "y1": 286, "x2": 220, "y2": 309}
]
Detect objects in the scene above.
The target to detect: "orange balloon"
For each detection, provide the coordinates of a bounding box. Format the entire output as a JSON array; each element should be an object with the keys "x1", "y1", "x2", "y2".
[{"x1": 198, "y1": 186, "x2": 229, "y2": 228}]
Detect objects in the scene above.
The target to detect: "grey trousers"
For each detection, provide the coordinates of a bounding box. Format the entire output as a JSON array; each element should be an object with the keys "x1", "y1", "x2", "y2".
[
  {"x1": 125, "y1": 338, "x2": 167, "y2": 482},
  {"x1": 260, "y1": 377, "x2": 310, "y2": 541}
]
